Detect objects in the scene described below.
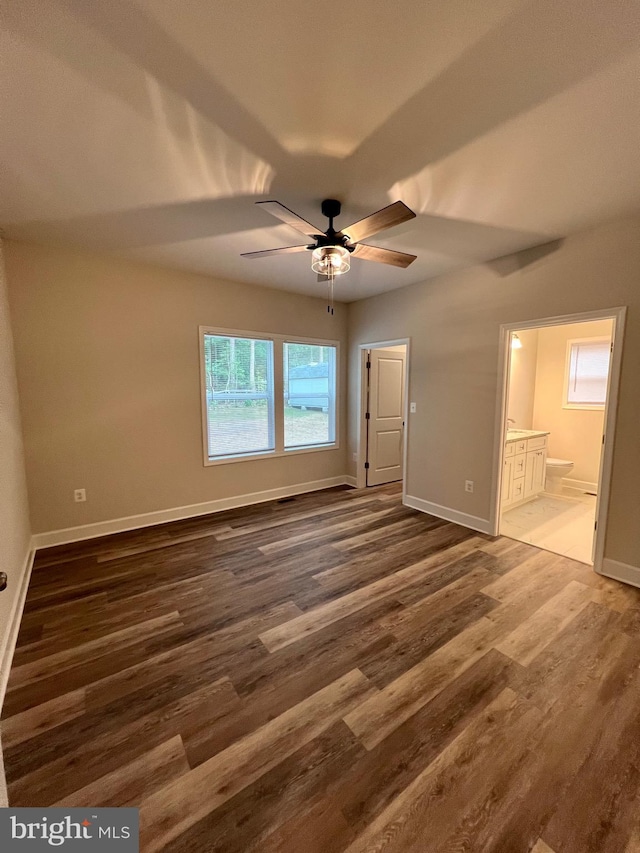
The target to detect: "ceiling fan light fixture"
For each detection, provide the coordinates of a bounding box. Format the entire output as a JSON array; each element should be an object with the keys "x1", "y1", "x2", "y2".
[{"x1": 311, "y1": 245, "x2": 350, "y2": 276}]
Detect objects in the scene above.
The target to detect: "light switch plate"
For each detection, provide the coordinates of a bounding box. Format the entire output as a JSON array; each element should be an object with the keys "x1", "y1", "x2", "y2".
[{"x1": 409, "y1": 402, "x2": 417, "y2": 413}]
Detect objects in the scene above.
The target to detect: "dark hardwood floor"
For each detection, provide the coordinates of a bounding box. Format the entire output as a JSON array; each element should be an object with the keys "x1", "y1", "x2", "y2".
[{"x1": 2, "y1": 484, "x2": 640, "y2": 852}]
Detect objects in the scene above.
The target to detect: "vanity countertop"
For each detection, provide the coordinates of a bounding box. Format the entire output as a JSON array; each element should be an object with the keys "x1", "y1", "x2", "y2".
[{"x1": 506, "y1": 429, "x2": 550, "y2": 442}]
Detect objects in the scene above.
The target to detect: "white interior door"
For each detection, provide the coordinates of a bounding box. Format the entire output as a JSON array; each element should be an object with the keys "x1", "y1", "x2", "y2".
[{"x1": 366, "y1": 348, "x2": 406, "y2": 486}]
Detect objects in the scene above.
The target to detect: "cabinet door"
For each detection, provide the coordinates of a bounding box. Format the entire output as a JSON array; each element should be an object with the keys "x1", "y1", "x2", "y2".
[
  {"x1": 502, "y1": 456, "x2": 514, "y2": 505},
  {"x1": 532, "y1": 449, "x2": 546, "y2": 492},
  {"x1": 524, "y1": 452, "x2": 536, "y2": 497},
  {"x1": 524, "y1": 449, "x2": 547, "y2": 497}
]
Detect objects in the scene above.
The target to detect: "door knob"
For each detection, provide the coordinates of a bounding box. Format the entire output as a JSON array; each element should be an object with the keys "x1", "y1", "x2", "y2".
[{"x1": 0, "y1": 572, "x2": 7, "y2": 591}]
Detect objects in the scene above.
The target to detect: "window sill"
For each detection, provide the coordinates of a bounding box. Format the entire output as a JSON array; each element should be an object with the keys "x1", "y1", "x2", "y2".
[
  {"x1": 562, "y1": 404, "x2": 606, "y2": 411},
  {"x1": 204, "y1": 442, "x2": 339, "y2": 466}
]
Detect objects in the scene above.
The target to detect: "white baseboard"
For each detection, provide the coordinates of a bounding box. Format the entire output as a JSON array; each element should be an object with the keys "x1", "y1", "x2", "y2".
[
  {"x1": 563, "y1": 477, "x2": 598, "y2": 493},
  {"x1": 0, "y1": 546, "x2": 35, "y2": 712},
  {"x1": 599, "y1": 557, "x2": 640, "y2": 589},
  {"x1": 32, "y1": 476, "x2": 352, "y2": 549},
  {"x1": 343, "y1": 475, "x2": 358, "y2": 488},
  {"x1": 403, "y1": 495, "x2": 492, "y2": 535}
]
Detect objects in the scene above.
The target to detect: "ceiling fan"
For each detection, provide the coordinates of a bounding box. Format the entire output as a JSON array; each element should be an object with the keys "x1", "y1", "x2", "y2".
[{"x1": 241, "y1": 198, "x2": 417, "y2": 312}]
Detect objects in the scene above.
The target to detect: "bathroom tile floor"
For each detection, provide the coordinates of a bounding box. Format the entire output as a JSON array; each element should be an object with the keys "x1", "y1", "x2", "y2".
[{"x1": 500, "y1": 491, "x2": 596, "y2": 564}]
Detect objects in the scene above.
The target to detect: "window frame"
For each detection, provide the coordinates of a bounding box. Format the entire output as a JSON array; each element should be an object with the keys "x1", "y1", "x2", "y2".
[
  {"x1": 199, "y1": 326, "x2": 340, "y2": 466},
  {"x1": 563, "y1": 336, "x2": 611, "y2": 411}
]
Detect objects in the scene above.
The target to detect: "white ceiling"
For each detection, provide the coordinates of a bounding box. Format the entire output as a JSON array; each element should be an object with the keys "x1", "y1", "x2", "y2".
[{"x1": 2, "y1": 0, "x2": 640, "y2": 302}]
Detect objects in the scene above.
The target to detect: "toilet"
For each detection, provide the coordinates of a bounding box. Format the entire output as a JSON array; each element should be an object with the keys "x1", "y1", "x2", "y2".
[{"x1": 545, "y1": 458, "x2": 574, "y2": 494}]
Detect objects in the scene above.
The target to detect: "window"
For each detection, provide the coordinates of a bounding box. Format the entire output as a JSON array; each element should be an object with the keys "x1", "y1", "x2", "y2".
[
  {"x1": 564, "y1": 337, "x2": 611, "y2": 409},
  {"x1": 201, "y1": 328, "x2": 338, "y2": 463},
  {"x1": 284, "y1": 343, "x2": 336, "y2": 449},
  {"x1": 203, "y1": 334, "x2": 275, "y2": 459}
]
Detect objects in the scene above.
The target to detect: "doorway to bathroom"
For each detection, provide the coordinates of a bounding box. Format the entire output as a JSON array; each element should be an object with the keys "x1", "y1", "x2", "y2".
[{"x1": 492, "y1": 308, "x2": 625, "y2": 569}]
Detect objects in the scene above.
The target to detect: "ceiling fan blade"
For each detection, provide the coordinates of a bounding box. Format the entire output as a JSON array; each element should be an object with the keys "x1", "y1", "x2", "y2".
[
  {"x1": 352, "y1": 243, "x2": 417, "y2": 268},
  {"x1": 340, "y1": 201, "x2": 416, "y2": 244},
  {"x1": 241, "y1": 245, "x2": 310, "y2": 259},
  {"x1": 256, "y1": 201, "x2": 323, "y2": 237}
]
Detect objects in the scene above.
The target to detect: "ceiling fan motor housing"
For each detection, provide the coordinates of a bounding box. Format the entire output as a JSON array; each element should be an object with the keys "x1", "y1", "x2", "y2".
[{"x1": 312, "y1": 232, "x2": 354, "y2": 251}]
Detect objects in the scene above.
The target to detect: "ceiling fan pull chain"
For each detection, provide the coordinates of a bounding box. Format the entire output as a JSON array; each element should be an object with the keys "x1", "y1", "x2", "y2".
[{"x1": 326, "y1": 270, "x2": 335, "y2": 315}]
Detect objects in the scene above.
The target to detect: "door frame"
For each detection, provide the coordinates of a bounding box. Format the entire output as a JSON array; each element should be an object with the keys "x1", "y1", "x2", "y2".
[
  {"x1": 490, "y1": 306, "x2": 626, "y2": 572},
  {"x1": 356, "y1": 338, "x2": 411, "y2": 493}
]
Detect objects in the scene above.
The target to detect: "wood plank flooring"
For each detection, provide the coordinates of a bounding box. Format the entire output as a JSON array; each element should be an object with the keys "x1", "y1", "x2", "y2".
[{"x1": 2, "y1": 483, "x2": 640, "y2": 852}]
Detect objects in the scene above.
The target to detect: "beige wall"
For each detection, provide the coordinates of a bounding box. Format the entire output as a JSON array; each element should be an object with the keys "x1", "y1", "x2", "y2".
[
  {"x1": 0, "y1": 238, "x2": 31, "y2": 623},
  {"x1": 507, "y1": 328, "x2": 539, "y2": 429},
  {"x1": 5, "y1": 216, "x2": 640, "y2": 571},
  {"x1": 348, "y1": 214, "x2": 640, "y2": 569},
  {"x1": 0, "y1": 238, "x2": 31, "y2": 610},
  {"x1": 532, "y1": 320, "x2": 612, "y2": 486},
  {"x1": 5, "y1": 241, "x2": 348, "y2": 534},
  {"x1": 0, "y1": 239, "x2": 31, "y2": 760}
]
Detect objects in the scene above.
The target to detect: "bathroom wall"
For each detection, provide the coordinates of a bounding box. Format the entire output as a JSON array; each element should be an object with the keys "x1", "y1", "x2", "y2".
[
  {"x1": 532, "y1": 319, "x2": 613, "y2": 488},
  {"x1": 507, "y1": 329, "x2": 539, "y2": 429}
]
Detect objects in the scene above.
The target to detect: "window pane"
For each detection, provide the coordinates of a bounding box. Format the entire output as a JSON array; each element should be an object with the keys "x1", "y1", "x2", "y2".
[
  {"x1": 204, "y1": 334, "x2": 274, "y2": 458},
  {"x1": 284, "y1": 343, "x2": 336, "y2": 448},
  {"x1": 567, "y1": 340, "x2": 610, "y2": 405}
]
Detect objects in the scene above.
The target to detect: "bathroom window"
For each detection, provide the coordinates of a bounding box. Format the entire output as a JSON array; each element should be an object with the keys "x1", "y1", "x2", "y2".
[{"x1": 564, "y1": 337, "x2": 611, "y2": 409}]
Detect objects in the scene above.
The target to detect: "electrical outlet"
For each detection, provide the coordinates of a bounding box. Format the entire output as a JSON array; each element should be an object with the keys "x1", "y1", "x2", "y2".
[
  {"x1": 352, "y1": 452, "x2": 357, "y2": 462},
  {"x1": 74, "y1": 488, "x2": 86, "y2": 502},
  {"x1": 410, "y1": 402, "x2": 417, "y2": 413},
  {"x1": 465, "y1": 480, "x2": 474, "y2": 493}
]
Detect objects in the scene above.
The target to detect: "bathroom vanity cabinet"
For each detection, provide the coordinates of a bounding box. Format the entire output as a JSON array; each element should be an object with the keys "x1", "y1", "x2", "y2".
[{"x1": 502, "y1": 431, "x2": 548, "y2": 509}]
